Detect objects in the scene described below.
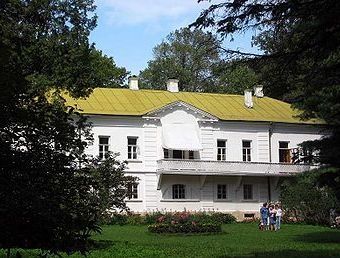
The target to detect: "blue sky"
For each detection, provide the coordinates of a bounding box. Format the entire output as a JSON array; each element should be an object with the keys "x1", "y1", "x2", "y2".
[{"x1": 91, "y1": 0, "x2": 258, "y2": 75}]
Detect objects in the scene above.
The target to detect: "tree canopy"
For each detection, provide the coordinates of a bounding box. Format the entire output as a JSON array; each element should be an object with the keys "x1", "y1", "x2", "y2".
[
  {"x1": 139, "y1": 28, "x2": 221, "y2": 92},
  {"x1": 139, "y1": 27, "x2": 258, "y2": 93},
  {"x1": 193, "y1": 0, "x2": 340, "y2": 200},
  {"x1": 0, "y1": 0, "x2": 133, "y2": 255}
]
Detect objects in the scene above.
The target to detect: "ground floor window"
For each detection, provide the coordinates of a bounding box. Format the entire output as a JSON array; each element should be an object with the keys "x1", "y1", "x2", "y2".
[
  {"x1": 127, "y1": 183, "x2": 138, "y2": 199},
  {"x1": 243, "y1": 184, "x2": 253, "y2": 200},
  {"x1": 217, "y1": 184, "x2": 227, "y2": 199},
  {"x1": 172, "y1": 184, "x2": 185, "y2": 199}
]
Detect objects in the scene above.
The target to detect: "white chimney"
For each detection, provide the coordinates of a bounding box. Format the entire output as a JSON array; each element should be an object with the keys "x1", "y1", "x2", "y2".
[
  {"x1": 167, "y1": 79, "x2": 179, "y2": 92},
  {"x1": 128, "y1": 76, "x2": 139, "y2": 90},
  {"x1": 254, "y1": 85, "x2": 264, "y2": 98},
  {"x1": 244, "y1": 89, "x2": 253, "y2": 108}
]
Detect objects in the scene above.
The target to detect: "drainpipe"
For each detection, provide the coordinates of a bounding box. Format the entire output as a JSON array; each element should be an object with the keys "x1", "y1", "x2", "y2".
[{"x1": 267, "y1": 122, "x2": 273, "y2": 202}]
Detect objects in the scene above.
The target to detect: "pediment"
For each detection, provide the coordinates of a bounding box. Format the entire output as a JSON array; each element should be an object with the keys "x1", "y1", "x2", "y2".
[{"x1": 143, "y1": 101, "x2": 218, "y2": 122}]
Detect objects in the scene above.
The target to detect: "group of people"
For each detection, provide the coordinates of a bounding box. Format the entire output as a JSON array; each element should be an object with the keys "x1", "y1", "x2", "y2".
[{"x1": 259, "y1": 202, "x2": 282, "y2": 231}]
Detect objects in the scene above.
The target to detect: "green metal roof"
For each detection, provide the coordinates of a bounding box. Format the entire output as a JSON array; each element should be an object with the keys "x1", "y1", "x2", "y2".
[{"x1": 63, "y1": 88, "x2": 321, "y2": 124}]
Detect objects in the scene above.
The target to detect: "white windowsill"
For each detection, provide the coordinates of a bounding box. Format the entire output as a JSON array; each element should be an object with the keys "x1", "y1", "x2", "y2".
[
  {"x1": 160, "y1": 199, "x2": 200, "y2": 202},
  {"x1": 126, "y1": 199, "x2": 143, "y2": 202},
  {"x1": 126, "y1": 160, "x2": 143, "y2": 163}
]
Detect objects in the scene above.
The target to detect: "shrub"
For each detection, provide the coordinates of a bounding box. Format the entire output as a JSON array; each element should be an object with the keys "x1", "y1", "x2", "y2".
[
  {"x1": 148, "y1": 223, "x2": 222, "y2": 234},
  {"x1": 109, "y1": 213, "x2": 129, "y2": 225},
  {"x1": 280, "y1": 169, "x2": 339, "y2": 225},
  {"x1": 144, "y1": 211, "x2": 236, "y2": 225}
]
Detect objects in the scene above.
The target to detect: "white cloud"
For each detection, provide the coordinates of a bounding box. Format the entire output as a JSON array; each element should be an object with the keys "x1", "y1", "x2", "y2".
[{"x1": 97, "y1": 0, "x2": 210, "y2": 26}]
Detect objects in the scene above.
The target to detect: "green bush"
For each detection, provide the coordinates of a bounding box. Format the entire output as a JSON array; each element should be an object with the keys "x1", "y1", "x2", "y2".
[
  {"x1": 144, "y1": 211, "x2": 236, "y2": 225},
  {"x1": 106, "y1": 211, "x2": 236, "y2": 226},
  {"x1": 280, "y1": 169, "x2": 339, "y2": 225},
  {"x1": 148, "y1": 223, "x2": 222, "y2": 234},
  {"x1": 109, "y1": 213, "x2": 129, "y2": 225}
]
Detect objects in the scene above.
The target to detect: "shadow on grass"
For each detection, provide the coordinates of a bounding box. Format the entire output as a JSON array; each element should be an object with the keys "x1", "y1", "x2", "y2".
[
  {"x1": 295, "y1": 230, "x2": 340, "y2": 244},
  {"x1": 219, "y1": 249, "x2": 340, "y2": 258},
  {"x1": 88, "y1": 239, "x2": 115, "y2": 251}
]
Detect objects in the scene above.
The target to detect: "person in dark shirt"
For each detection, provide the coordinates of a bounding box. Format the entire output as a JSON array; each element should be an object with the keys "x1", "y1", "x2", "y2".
[{"x1": 260, "y1": 202, "x2": 269, "y2": 231}]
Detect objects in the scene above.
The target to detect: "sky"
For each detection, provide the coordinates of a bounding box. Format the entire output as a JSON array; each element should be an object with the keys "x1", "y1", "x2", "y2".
[{"x1": 91, "y1": 0, "x2": 258, "y2": 75}]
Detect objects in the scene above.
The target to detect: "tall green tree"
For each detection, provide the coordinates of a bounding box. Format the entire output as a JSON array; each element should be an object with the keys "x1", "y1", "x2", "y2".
[
  {"x1": 0, "y1": 0, "x2": 133, "y2": 255},
  {"x1": 215, "y1": 61, "x2": 259, "y2": 94},
  {"x1": 192, "y1": 1, "x2": 340, "y2": 199},
  {"x1": 91, "y1": 49, "x2": 129, "y2": 88},
  {"x1": 139, "y1": 28, "x2": 222, "y2": 92}
]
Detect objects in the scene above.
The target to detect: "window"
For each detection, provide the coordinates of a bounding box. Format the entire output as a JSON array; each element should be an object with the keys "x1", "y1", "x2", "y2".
[
  {"x1": 279, "y1": 141, "x2": 291, "y2": 163},
  {"x1": 127, "y1": 137, "x2": 138, "y2": 160},
  {"x1": 217, "y1": 140, "x2": 227, "y2": 161},
  {"x1": 163, "y1": 149, "x2": 196, "y2": 160},
  {"x1": 243, "y1": 184, "x2": 253, "y2": 200},
  {"x1": 172, "y1": 150, "x2": 184, "y2": 159},
  {"x1": 217, "y1": 184, "x2": 227, "y2": 199},
  {"x1": 127, "y1": 183, "x2": 138, "y2": 199},
  {"x1": 163, "y1": 148, "x2": 169, "y2": 159},
  {"x1": 242, "y1": 140, "x2": 252, "y2": 162},
  {"x1": 99, "y1": 136, "x2": 109, "y2": 160},
  {"x1": 172, "y1": 184, "x2": 185, "y2": 199}
]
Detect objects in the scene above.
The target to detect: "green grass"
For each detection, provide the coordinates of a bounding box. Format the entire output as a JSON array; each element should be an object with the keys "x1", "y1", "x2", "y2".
[{"x1": 2, "y1": 223, "x2": 340, "y2": 258}]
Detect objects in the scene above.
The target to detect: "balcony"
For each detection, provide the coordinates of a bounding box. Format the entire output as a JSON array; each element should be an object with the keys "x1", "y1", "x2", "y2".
[{"x1": 157, "y1": 159, "x2": 315, "y2": 176}]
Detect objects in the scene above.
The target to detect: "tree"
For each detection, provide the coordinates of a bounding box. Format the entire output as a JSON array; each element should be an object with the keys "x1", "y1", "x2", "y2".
[
  {"x1": 215, "y1": 61, "x2": 259, "y2": 94},
  {"x1": 0, "y1": 0, "x2": 133, "y2": 255},
  {"x1": 139, "y1": 28, "x2": 222, "y2": 92},
  {"x1": 192, "y1": 0, "x2": 340, "y2": 200},
  {"x1": 280, "y1": 169, "x2": 339, "y2": 225},
  {"x1": 91, "y1": 49, "x2": 130, "y2": 88}
]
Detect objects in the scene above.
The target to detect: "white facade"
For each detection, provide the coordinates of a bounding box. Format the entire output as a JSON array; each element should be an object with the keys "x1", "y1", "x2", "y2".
[{"x1": 85, "y1": 101, "x2": 324, "y2": 219}]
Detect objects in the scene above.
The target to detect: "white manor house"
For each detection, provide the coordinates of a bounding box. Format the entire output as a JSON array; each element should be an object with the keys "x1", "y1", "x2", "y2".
[{"x1": 65, "y1": 78, "x2": 324, "y2": 219}]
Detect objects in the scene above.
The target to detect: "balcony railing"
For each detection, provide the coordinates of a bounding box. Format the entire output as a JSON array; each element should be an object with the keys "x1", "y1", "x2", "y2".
[{"x1": 157, "y1": 159, "x2": 315, "y2": 176}]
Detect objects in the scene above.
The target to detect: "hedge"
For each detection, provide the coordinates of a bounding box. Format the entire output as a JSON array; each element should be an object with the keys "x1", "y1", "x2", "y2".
[
  {"x1": 147, "y1": 223, "x2": 222, "y2": 234},
  {"x1": 106, "y1": 211, "x2": 236, "y2": 226}
]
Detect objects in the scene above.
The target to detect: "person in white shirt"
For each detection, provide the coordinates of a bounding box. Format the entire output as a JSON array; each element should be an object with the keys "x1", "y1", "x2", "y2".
[{"x1": 275, "y1": 204, "x2": 282, "y2": 230}]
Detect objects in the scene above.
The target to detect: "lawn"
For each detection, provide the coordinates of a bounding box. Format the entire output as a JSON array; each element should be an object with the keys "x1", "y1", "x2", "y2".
[{"x1": 2, "y1": 223, "x2": 340, "y2": 258}]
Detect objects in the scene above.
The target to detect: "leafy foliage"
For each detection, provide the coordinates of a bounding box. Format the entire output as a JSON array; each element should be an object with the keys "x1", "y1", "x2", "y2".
[
  {"x1": 193, "y1": 0, "x2": 340, "y2": 204},
  {"x1": 148, "y1": 223, "x2": 222, "y2": 234},
  {"x1": 139, "y1": 28, "x2": 222, "y2": 92},
  {"x1": 280, "y1": 169, "x2": 339, "y2": 225},
  {"x1": 0, "y1": 0, "x2": 132, "y2": 255}
]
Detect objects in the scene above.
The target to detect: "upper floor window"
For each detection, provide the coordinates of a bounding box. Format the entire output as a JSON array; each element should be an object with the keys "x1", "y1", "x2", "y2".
[
  {"x1": 127, "y1": 183, "x2": 138, "y2": 199},
  {"x1": 217, "y1": 184, "x2": 227, "y2": 199},
  {"x1": 279, "y1": 141, "x2": 291, "y2": 163},
  {"x1": 127, "y1": 137, "x2": 138, "y2": 160},
  {"x1": 99, "y1": 136, "x2": 109, "y2": 160},
  {"x1": 217, "y1": 140, "x2": 227, "y2": 161},
  {"x1": 242, "y1": 140, "x2": 252, "y2": 162},
  {"x1": 243, "y1": 184, "x2": 253, "y2": 200},
  {"x1": 173, "y1": 150, "x2": 184, "y2": 159},
  {"x1": 164, "y1": 149, "x2": 195, "y2": 160},
  {"x1": 172, "y1": 184, "x2": 185, "y2": 199}
]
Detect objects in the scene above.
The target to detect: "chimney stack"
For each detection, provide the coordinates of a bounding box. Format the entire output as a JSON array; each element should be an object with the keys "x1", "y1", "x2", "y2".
[
  {"x1": 128, "y1": 76, "x2": 139, "y2": 90},
  {"x1": 244, "y1": 89, "x2": 253, "y2": 108},
  {"x1": 166, "y1": 79, "x2": 179, "y2": 93},
  {"x1": 254, "y1": 85, "x2": 264, "y2": 98}
]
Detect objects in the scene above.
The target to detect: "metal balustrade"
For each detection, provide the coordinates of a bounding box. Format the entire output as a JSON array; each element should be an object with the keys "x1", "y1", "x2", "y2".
[{"x1": 157, "y1": 159, "x2": 315, "y2": 176}]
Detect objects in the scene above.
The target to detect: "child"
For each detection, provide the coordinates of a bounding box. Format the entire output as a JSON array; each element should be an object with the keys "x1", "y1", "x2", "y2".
[
  {"x1": 275, "y1": 204, "x2": 282, "y2": 230},
  {"x1": 269, "y1": 204, "x2": 276, "y2": 231},
  {"x1": 260, "y1": 202, "x2": 269, "y2": 231}
]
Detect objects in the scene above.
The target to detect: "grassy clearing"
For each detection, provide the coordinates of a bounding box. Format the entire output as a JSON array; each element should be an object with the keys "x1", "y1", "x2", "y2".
[{"x1": 1, "y1": 223, "x2": 340, "y2": 257}]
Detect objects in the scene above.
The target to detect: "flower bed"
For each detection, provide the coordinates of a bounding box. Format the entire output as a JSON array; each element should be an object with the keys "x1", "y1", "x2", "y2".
[
  {"x1": 148, "y1": 222, "x2": 222, "y2": 234},
  {"x1": 105, "y1": 211, "x2": 236, "y2": 226},
  {"x1": 147, "y1": 211, "x2": 224, "y2": 234}
]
